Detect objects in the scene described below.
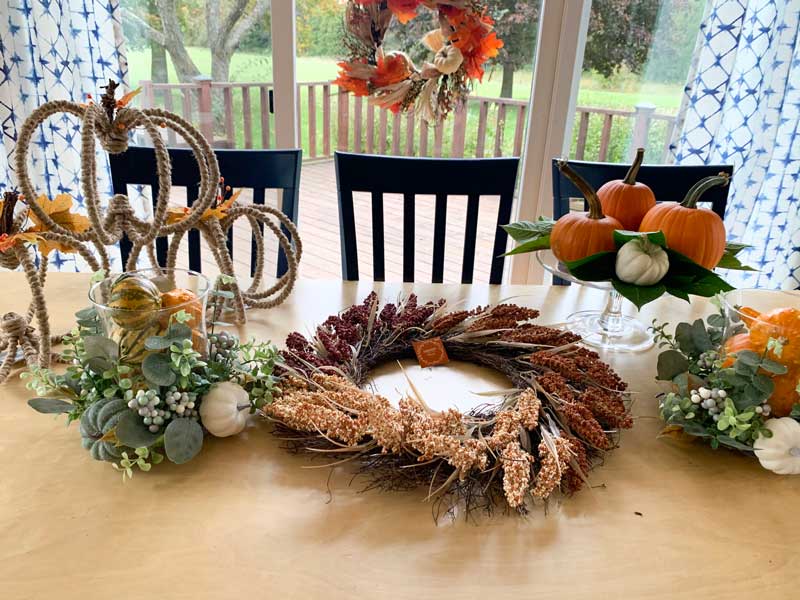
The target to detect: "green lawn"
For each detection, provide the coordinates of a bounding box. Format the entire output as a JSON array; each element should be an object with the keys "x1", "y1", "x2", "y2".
[{"x1": 127, "y1": 47, "x2": 685, "y2": 162}]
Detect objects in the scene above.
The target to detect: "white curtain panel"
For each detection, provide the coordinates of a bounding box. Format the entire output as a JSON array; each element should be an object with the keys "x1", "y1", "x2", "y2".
[
  {"x1": 672, "y1": 0, "x2": 800, "y2": 289},
  {"x1": 0, "y1": 0, "x2": 133, "y2": 271}
]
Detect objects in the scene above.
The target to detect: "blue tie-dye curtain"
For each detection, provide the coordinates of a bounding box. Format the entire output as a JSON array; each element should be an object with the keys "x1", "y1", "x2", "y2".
[
  {"x1": 0, "y1": 0, "x2": 128, "y2": 271},
  {"x1": 672, "y1": 0, "x2": 800, "y2": 289}
]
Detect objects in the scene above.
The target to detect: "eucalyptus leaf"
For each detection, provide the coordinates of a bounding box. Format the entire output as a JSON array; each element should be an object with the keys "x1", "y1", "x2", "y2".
[
  {"x1": 85, "y1": 356, "x2": 113, "y2": 374},
  {"x1": 674, "y1": 320, "x2": 711, "y2": 355},
  {"x1": 656, "y1": 350, "x2": 689, "y2": 381},
  {"x1": 790, "y1": 404, "x2": 800, "y2": 419},
  {"x1": 82, "y1": 336, "x2": 119, "y2": 361},
  {"x1": 209, "y1": 289, "x2": 236, "y2": 299},
  {"x1": 75, "y1": 306, "x2": 98, "y2": 320},
  {"x1": 760, "y1": 358, "x2": 788, "y2": 375},
  {"x1": 115, "y1": 410, "x2": 161, "y2": 448},
  {"x1": 717, "y1": 435, "x2": 756, "y2": 452},
  {"x1": 164, "y1": 418, "x2": 204, "y2": 464},
  {"x1": 736, "y1": 350, "x2": 761, "y2": 368},
  {"x1": 145, "y1": 323, "x2": 193, "y2": 351},
  {"x1": 142, "y1": 353, "x2": 177, "y2": 387},
  {"x1": 28, "y1": 397, "x2": 73, "y2": 414}
]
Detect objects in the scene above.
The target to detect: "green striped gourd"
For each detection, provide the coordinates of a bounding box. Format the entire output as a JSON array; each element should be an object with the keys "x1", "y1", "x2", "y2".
[
  {"x1": 79, "y1": 398, "x2": 131, "y2": 461},
  {"x1": 108, "y1": 274, "x2": 162, "y2": 328}
]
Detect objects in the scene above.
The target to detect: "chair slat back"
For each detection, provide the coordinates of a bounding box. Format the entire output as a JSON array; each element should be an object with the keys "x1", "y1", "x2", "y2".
[
  {"x1": 110, "y1": 147, "x2": 301, "y2": 277},
  {"x1": 551, "y1": 159, "x2": 734, "y2": 286},
  {"x1": 335, "y1": 152, "x2": 519, "y2": 284}
]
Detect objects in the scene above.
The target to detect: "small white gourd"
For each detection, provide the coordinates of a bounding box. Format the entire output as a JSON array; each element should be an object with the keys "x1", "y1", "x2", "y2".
[
  {"x1": 200, "y1": 381, "x2": 250, "y2": 437},
  {"x1": 754, "y1": 417, "x2": 800, "y2": 475},
  {"x1": 615, "y1": 236, "x2": 669, "y2": 286},
  {"x1": 433, "y1": 45, "x2": 463, "y2": 75}
]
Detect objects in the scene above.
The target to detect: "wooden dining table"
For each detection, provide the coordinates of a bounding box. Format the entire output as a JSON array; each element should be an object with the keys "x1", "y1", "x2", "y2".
[{"x1": 1, "y1": 272, "x2": 797, "y2": 600}]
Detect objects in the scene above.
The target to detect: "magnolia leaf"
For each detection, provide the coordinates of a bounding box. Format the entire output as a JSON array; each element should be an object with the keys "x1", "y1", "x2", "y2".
[
  {"x1": 716, "y1": 251, "x2": 757, "y2": 271},
  {"x1": 28, "y1": 397, "x2": 73, "y2": 413},
  {"x1": 164, "y1": 418, "x2": 204, "y2": 464},
  {"x1": 611, "y1": 279, "x2": 666, "y2": 310},
  {"x1": 502, "y1": 235, "x2": 551, "y2": 256},
  {"x1": 666, "y1": 287, "x2": 690, "y2": 302},
  {"x1": 656, "y1": 350, "x2": 689, "y2": 381},
  {"x1": 501, "y1": 218, "x2": 555, "y2": 242},
  {"x1": 724, "y1": 241, "x2": 751, "y2": 256},
  {"x1": 565, "y1": 251, "x2": 617, "y2": 282},
  {"x1": 142, "y1": 353, "x2": 177, "y2": 387},
  {"x1": 115, "y1": 410, "x2": 161, "y2": 448},
  {"x1": 613, "y1": 229, "x2": 667, "y2": 249}
]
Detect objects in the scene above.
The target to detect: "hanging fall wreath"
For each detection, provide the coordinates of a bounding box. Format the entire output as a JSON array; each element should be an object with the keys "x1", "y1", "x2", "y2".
[
  {"x1": 335, "y1": 1, "x2": 503, "y2": 121},
  {"x1": 265, "y1": 294, "x2": 633, "y2": 518}
]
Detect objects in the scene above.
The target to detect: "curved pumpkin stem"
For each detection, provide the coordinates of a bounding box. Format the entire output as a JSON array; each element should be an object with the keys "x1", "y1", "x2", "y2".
[
  {"x1": 681, "y1": 172, "x2": 731, "y2": 208},
  {"x1": 557, "y1": 160, "x2": 605, "y2": 219},
  {"x1": 623, "y1": 148, "x2": 645, "y2": 185}
]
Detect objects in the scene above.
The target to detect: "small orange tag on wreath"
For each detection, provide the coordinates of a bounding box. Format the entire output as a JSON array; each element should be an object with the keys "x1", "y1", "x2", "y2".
[{"x1": 412, "y1": 337, "x2": 449, "y2": 368}]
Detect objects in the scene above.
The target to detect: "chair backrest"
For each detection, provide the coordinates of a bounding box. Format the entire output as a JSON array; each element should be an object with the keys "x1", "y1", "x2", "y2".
[
  {"x1": 110, "y1": 147, "x2": 301, "y2": 277},
  {"x1": 551, "y1": 158, "x2": 734, "y2": 285},
  {"x1": 335, "y1": 152, "x2": 520, "y2": 284},
  {"x1": 552, "y1": 159, "x2": 733, "y2": 219}
]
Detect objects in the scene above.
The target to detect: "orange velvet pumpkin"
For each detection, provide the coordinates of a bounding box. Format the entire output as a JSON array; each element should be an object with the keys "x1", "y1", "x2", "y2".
[
  {"x1": 722, "y1": 333, "x2": 756, "y2": 367},
  {"x1": 597, "y1": 148, "x2": 656, "y2": 230},
  {"x1": 638, "y1": 173, "x2": 729, "y2": 269},
  {"x1": 769, "y1": 365, "x2": 800, "y2": 417},
  {"x1": 749, "y1": 307, "x2": 800, "y2": 365},
  {"x1": 551, "y1": 161, "x2": 623, "y2": 263},
  {"x1": 160, "y1": 288, "x2": 203, "y2": 327}
]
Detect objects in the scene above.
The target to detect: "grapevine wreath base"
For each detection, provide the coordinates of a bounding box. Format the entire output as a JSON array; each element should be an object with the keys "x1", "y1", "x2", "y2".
[{"x1": 265, "y1": 294, "x2": 633, "y2": 516}]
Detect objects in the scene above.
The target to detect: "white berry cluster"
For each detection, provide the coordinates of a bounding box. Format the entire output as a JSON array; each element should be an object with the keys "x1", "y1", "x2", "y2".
[
  {"x1": 127, "y1": 389, "x2": 169, "y2": 433},
  {"x1": 690, "y1": 386, "x2": 772, "y2": 421},
  {"x1": 166, "y1": 386, "x2": 199, "y2": 420}
]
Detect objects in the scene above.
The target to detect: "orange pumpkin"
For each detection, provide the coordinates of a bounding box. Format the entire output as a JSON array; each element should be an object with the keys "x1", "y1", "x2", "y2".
[
  {"x1": 639, "y1": 173, "x2": 729, "y2": 269},
  {"x1": 749, "y1": 307, "x2": 800, "y2": 365},
  {"x1": 722, "y1": 333, "x2": 756, "y2": 367},
  {"x1": 551, "y1": 160, "x2": 623, "y2": 263},
  {"x1": 597, "y1": 148, "x2": 656, "y2": 231},
  {"x1": 769, "y1": 365, "x2": 800, "y2": 417}
]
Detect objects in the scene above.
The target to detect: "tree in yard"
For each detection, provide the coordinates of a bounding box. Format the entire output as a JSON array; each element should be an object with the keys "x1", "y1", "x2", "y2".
[
  {"x1": 489, "y1": 1, "x2": 539, "y2": 98},
  {"x1": 123, "y1": 0, "x2": 270, "y2": 83}
]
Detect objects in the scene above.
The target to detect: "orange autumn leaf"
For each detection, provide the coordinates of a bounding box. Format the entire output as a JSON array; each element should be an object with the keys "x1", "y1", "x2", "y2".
[
  {"x1": 446, "y1": 9, "x2": 504, "y2": 81},
  {"x1": 370, "y1": 52, "x2": 414, "y2": 88},
  {"x1": 0, "y1": 232, "x2": 39, "y2": 253},
  {"x1": 116, "y1": 87, "x2": 142, "y2": 109},
  {"x1": 334, "y1": 62, "x2": 371, "y2": 96},
  {"x1": 354, "y1": 0, "x2": 421, "y2": 24},
  {"x1": 26, "y1": 194, "x2": 91, "y2": 256},
  {"x1": 166, "y1": 189, "x2": 242, "y2": 225}
]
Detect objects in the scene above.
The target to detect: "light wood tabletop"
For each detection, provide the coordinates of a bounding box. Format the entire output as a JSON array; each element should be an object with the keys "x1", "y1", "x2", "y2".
[{"x1": 0, "y1": 273, "x2": 796, "y2": 600}]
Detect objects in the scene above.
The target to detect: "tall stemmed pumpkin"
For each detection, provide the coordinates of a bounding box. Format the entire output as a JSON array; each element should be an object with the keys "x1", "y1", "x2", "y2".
[
  {"x1": 597, "y1": 148, "x2": 656, "y2": 230},
  {"x1": 639, "y1": 173, "x2": 729, "y2": 269},
  {"x1": 551, "y1": 161, "x2": 622, "y2": 263}
]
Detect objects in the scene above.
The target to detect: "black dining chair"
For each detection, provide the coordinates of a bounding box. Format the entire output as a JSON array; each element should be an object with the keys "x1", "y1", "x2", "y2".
[
  {"x1": 551, "y1": 158, "x2": 734, "y2": 285},
  {"x1": 110, "y1": 147, "x2": 302, "y2": 277},
  {"x1": 335, "y1": 152, "x2": 520, "y2": 284}
]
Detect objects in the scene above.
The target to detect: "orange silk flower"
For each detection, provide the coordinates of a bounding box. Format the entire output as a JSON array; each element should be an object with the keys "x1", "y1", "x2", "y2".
[
  {"x1": 445, "y1": 8, "x2": 504, "y2": 81},
  {"x1": 355, "y1": 0, "x2": 422, "y2": 24}
]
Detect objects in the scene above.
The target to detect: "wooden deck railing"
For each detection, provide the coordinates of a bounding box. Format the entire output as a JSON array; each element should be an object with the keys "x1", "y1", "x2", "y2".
[{"x1": 140, "y1": 77, "x2": 676, "y2": 163}]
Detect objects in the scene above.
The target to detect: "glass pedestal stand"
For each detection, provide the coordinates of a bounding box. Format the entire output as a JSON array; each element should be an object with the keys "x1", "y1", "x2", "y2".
[{"x1": 537, "y1": 250, "x2": 654, "y2": 352}]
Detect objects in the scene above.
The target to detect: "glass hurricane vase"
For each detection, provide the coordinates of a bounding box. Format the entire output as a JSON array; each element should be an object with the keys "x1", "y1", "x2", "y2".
[{"x1": 88, "y1": 268, "x2": 210, "y2": 365}]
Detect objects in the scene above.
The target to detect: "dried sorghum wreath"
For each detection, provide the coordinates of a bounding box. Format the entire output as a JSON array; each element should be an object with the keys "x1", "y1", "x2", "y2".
[{"x1": 265, "y1": 294, "x2": 633, "y2": 517}]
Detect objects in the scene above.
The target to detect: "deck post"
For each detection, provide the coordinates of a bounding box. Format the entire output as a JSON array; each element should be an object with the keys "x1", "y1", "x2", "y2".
[
  {"x1": 630, "y1": 102, "x2": 656, "y2": 159},
  {"x1": 194, "y1": 75, "x2": 214, "y2": 144}
]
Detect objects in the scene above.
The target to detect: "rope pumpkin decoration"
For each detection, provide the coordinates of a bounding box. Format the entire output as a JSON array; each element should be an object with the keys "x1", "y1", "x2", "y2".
[{"x1": 0, "y1": 80, "x2": 302, "y2": 383}]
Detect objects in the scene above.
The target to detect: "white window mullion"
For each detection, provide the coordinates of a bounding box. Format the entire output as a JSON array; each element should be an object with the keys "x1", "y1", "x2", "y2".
[
  {"x1": 509, "y1": 0, "x2": 591, "y2": 284},
  {"x1": 270, "y1": 0, "x2": 299, "y2": 149}
]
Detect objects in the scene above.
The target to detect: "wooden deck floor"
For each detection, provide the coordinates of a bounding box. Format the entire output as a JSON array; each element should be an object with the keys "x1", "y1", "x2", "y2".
[{"x1": 173, "y1": 159, "x2": 506, "y2": 283}]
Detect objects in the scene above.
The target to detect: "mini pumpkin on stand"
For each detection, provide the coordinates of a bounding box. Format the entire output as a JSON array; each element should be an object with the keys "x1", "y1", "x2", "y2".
[{"x1": 597, "y1": 148, "x2": 656, "y2": 230}]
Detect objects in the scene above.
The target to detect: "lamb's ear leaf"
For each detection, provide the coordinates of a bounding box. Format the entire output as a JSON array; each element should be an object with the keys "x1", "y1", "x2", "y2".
[{"x1": 28, "y1": 398, "x2": 73, "y2": 413}]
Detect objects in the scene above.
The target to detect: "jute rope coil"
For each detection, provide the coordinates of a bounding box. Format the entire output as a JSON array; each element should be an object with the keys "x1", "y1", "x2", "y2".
[{"x1": 0, "y1": 82, "x2": 301, "y2": 381}]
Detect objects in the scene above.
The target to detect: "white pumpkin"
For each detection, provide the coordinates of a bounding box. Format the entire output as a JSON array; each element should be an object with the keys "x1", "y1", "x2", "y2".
[
  {"x1": 433, "y1": 45, "x2": 464, "y2": 75},
  {"x1": 615, "y1": 236, "x2": 669, "y2": 286},
  {"x1": 754, "y1": 417, "x2": 800, "y2": 475},
  {"x1": 200, "y1": 381, "x2": 250, "y2": 437}
]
